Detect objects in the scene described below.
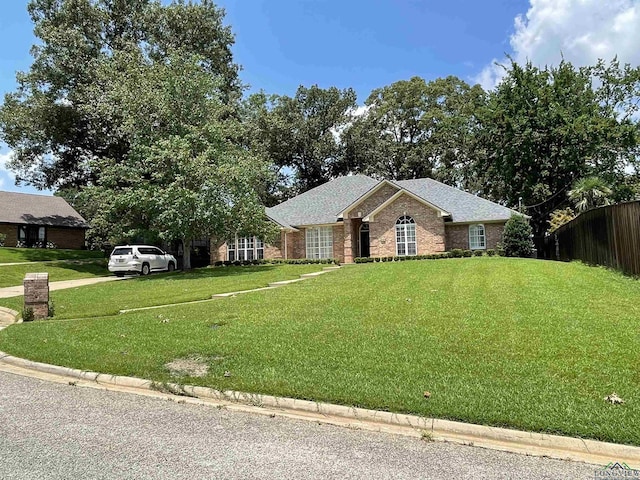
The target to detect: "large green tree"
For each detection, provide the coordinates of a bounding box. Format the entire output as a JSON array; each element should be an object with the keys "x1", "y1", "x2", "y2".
[
  {"x1": 82, "y1": 50, "x2": 275, "y2": 269},
  {"x1": 342, "y1": 76, "x2": 485, "y2": 185},
  {"x1": 0, "y1": 0, "x2": 240, "y2": 190},
  {"x1": 474, "y1": 59, "x2": 640, "y2": 243},
  {"x1": 244, "y1": 85, "x2": 357, "y2": 203}
]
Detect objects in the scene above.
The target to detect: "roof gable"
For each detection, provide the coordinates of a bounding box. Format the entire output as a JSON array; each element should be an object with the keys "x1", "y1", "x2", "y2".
[
  {"x1": 0, "y1": 191, "x2": 88, "y2": 228},
  {"x1": 338, "y1": 179, "x2": 400, "y2": 218},
  {"x1": 266, "y1": 175, "x2": 379, "y2": 226},
  {"x1": 363, "y1": 189, "x2": 450, "y2": 221}
]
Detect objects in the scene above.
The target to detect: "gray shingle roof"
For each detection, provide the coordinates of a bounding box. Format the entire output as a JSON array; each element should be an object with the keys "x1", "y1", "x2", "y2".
[
  {"x1": 266, "y1": 175, "x2": 519, "y2": 227},
  {"x1": 266, "y1": 175, "x2": 379, "y2": 226},
  {"x1": 396, "y1": 178, "x2": 520, "y2": 223},
  {"x1": 0, "y1": 191, "x2": 89, "y2": 228}
]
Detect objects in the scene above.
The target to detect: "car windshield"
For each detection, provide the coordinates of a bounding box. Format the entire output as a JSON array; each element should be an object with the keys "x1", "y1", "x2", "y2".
[{"x1": 112, "y1": 248, "x2": 133, "y2": 256}]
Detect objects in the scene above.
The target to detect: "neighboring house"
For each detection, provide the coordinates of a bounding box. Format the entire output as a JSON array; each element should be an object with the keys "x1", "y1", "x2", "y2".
[
  {"x1": 212, "y1": 175, "x2": 520, "y2": 264},
  {"x1": 0, "y1": 191, "x2": 89, "y2": 249}
]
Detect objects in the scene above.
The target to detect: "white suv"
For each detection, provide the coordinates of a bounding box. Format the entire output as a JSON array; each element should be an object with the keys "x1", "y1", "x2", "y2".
[{"x1": 108, "y1": 245, "x2": 177, "y2": 276}]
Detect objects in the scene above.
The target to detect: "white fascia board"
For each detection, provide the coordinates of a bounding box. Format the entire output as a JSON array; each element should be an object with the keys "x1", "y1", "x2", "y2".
[{"x1": 294, "y1": 222, "x2": 342, "y2": 228}]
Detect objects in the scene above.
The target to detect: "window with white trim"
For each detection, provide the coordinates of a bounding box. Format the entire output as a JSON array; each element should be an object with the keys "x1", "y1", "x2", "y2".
[
  {"x1": 305, "y1": 226, "x2": 333, "y2": 259},
  {"x1": 395, "y1": 216, "x2": 417, "y2": 256},
  {"x1": 469, "y1": 224, "x2": 486, "y2": 250},
  {"x1": 227, "y1": 236, "x2": 264, "y2": 261}
]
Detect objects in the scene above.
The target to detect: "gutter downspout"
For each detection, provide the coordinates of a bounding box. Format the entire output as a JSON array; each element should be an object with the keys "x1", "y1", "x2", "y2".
[{"x1": 284, "y1": 231, "x2": 288, "y2": 260}]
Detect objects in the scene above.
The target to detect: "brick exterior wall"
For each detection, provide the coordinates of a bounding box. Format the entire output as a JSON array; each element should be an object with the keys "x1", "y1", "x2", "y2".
[
  {"x1": 445, "y1": 222, "x2": 505, "y2": 250},
  {"x1": 332, "y1": 225, "x2": 345, "y2": 263},
  {"x1": 47, "y1": 227, "x2": 86, "y2": 249},
  {"x1": 285, "y1": 230, "x2": 305, "y2": 259},
  {"x1": 342, "y1": 219, "x2": 355, "y2": 263},
  {"x1": 0, "y1": 224, "x2": 18, "y2": 247},
  {"x1": 210, "y1": 239, "x2": 227, "y2": 262},
  {"x1": 24, "y1": 272, "x2": 49, "y2": 320},
  {"x1": 265, "y1": 233, "x2": 284, "y2": 259},
  {"x1": 0, "y1": 224, "x2": 85, "y2": 249},
  {"x1": 345, "y1": 183, "x2": 399, "y2": 220},
  {"x1": 369, "y1": 193, "x2": 446, "y2": 257}
]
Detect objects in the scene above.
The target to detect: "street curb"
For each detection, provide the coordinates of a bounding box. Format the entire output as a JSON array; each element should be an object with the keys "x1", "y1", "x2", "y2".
[{"x1": 0, "y1": 351, "x2": 638, "y2": 468}]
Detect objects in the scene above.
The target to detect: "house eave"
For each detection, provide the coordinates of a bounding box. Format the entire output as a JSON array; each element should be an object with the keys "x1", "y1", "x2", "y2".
[
  {"x1": 446, "y1": 219, "x2": 510, "y2": 225},
  {"x1": 291, "y1": 222, "x2": 342, "y2": 229},
  {"x1": 0, "y1": 220, "x2": 89, "y2": 229}
]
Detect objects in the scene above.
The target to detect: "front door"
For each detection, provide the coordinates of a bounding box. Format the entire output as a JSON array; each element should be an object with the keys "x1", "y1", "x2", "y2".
[
  {"x1": 19, "y1": 225, "x2": 45, "y2": 247},
  {"x1": 359, "y1": 223, "x2": 370, "y2": 257}
]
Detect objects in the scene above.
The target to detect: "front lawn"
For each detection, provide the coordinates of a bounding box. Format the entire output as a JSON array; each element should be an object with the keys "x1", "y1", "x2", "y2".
[
  {"x1": 0, "y1": 264, "x2": 327, "y2": 318},
  {"x1": 0, "y1": 260, "x2": 108, "y2": 288},
  {"x1": 0, "y1": 247, "x2": 104, "y2": 264},
  {"x1": 1, "y1": 258, "x2": 639, "y2": 445}
]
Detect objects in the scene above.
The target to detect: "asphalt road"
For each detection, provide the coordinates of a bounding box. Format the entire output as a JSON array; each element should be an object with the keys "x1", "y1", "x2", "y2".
[{"x1": 0, "y1": 371, "x2": 597, "y2": 480}]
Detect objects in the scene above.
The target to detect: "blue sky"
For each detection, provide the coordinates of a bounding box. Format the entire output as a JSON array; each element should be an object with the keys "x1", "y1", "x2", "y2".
[
  {"x1": 217, "y1": 0, "x2": 528, "y2": 99},
  {"x1": 2, "y1": 0, "x2": 640, "y2": 195}
]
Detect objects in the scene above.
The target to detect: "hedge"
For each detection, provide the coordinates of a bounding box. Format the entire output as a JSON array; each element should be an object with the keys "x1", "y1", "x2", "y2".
[
  {"x1": 213, "y1": 258, "x2": 340, "y2": 267},
  {"x1": 353, "y1": 250, "x2": 492, "y2": 263}
]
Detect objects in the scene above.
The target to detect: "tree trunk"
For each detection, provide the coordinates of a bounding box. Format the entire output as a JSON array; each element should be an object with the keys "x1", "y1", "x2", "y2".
[{"x1": 182, "y1": 237, "x2": 193, "y2": 270}]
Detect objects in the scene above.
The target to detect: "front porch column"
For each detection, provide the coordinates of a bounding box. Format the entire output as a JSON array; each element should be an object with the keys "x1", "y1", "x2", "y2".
[{"x1": 343, "y1": 219, "x2": 354, "y2": 263}]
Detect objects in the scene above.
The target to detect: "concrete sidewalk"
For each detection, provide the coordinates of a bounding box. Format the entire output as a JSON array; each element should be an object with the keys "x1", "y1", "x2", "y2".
[
  {"x1": 0, "y1": 276, "x2": 128, "y2": 299},
  {"x1": 0, "y1": 258, "x2": 104, "y2": 267}
]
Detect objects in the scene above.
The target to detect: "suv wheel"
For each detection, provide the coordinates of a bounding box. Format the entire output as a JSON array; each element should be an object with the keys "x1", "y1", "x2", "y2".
[
  {"x1": 141, "y1": 263, "x2": 151, "y2": 276},
  {"x1": 167, "y1": 262, "x2": 175, "y2": 272}
]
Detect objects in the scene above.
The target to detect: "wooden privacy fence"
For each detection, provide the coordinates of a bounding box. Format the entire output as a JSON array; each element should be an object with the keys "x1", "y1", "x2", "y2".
[{"x1": 552, "y1": 201, "x2": 640, "y2": 276}]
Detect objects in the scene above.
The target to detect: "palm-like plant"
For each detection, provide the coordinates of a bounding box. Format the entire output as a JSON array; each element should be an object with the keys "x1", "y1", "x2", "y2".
[{"x1": 568, "y1": 176, "x2": 613, "y2": 213}]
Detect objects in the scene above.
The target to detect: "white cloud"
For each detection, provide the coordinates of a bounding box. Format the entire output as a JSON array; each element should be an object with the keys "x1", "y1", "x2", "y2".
[
  {"x1": 476, "y1": 0, "x2": 640, "y2": 89},
  {"x1": 348, "y1": 105, "x2": 370, "y2": 117},
  {"x1": 0, "y1": 150, "x2": 15, "y2": 182},
  {"x1": 330, "y1": 105, "x2": 371, "y2": 142},
  {"x1": 0, "y1": 148, "x2": 54, "y2": 195}
]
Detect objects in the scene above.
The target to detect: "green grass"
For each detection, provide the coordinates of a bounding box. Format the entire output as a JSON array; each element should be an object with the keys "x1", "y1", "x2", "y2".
[
  {"x1": 1, "y1": 258, "x2": 639, "y2": 445},
  {"x1": 0, "y1": 260, "x2": 108, "y2": 288},
  {"x1": 0, "y1": 264, "x2": 326, "y2": 318},
  {"x1": 0, "y1": 247, "x2": 103, "y2": 264}
]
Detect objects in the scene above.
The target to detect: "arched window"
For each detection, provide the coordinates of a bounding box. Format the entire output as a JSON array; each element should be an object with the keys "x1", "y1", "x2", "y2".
[
  {"x1": 469, "y1": 224, "x2": 486, "y2": 250},
  {"x1": 395, "y1": 216, "x2": 416, "y2": 256}
]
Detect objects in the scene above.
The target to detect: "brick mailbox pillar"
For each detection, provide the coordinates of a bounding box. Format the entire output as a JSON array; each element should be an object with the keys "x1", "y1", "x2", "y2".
[{"x1": 24, "y1": 273, "x2": 50, "y2": 320}]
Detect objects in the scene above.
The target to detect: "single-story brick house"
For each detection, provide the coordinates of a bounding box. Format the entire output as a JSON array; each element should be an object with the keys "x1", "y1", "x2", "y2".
[
  {"x1": 0, "y1": 191, "x2": 89, "y2": 249},
  {"x1": 212, "y1": 175, "x2": 520, "y2": 264}
]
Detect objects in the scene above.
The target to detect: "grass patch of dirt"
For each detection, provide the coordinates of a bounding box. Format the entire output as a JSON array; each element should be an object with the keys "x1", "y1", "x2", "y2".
[{"x1": 165, "y1": 355, "x2": 211, "y2": 378}]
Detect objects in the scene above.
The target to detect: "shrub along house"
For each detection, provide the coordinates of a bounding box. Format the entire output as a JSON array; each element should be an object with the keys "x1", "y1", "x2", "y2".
[
  {"x1": 0, "y1": 191, "x2": 89, "y2": 249},
  {"x1": 212, "y1": 175, "x2": 520, "y2": 264}
]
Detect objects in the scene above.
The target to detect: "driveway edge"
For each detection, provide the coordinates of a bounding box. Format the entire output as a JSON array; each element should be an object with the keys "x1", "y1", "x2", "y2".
[{"x1": 0, "y1": 350, "x2": 638, "y2": 468}]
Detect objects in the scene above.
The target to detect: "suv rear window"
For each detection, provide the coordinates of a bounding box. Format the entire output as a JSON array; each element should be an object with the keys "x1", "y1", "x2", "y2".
[{"x1": 112, "y1": 248, "x2": 133, "y2": 256}]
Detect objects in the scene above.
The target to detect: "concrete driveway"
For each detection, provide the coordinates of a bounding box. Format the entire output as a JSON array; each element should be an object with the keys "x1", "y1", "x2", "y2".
[
  {"x1": 0, "y1": 275, "x2": 129, "y2": 299},
  {"x1": 0, "y1": 370, "x2": 597, "y2": 480}
]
